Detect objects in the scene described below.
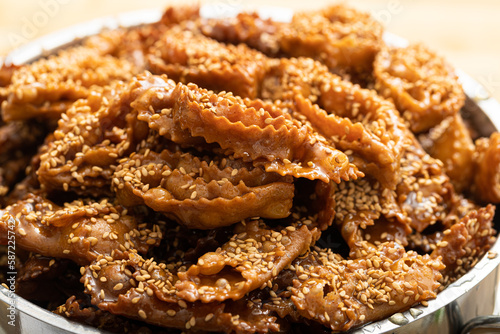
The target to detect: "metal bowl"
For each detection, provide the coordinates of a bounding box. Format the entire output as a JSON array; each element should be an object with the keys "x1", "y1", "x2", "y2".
[{"x1": 0, "y1": 5, "x2": 499, "y2": 334}]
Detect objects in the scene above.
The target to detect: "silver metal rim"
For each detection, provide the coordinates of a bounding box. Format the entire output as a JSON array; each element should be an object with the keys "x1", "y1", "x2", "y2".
[{"x1": 0, "y1": 5, "x2": 499, "y2": 334}]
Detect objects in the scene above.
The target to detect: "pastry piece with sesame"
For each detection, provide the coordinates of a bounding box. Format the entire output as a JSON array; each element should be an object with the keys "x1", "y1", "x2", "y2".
[
  {"x1": 145, "y1": 24, "x2": 404, "y2": 189},
  {"x1": 261, "y1": 56, "x2": 409, "y2": 189},
  {"x1": 175, "y1": 219, "x2": 320, "y2": 303},
  {"x1": 331, "y1": 177, "x2": 412, "y2": 253},
  {"x1": 348, "y1": 133, "x2": 454, "y2": 239},
  {"x1": 82, "y1": 250, "x2": 281, "y2": 333},
  {"x1": 147, "y1": 25, "x2": 268, "y2": 99},
  {"x1": 1, "y1": 43, "x2": 137, "y2": 122},
  {"x1": 472, "y1": 132, "x2": 500, "y2": 203},
  {"x1": 132, "y1": 73, "x2": 362, "y2": 184},
  {"x1": 113, "y1": 148, "x2": 294, "y2": 229},
  {"x1": 86, "y1": 5, "x2": 200, "y2": 71},
  {"x1": 418, "y1": 114, "x2": 475, "y2": 193},
  {"x1": 312, "y1": 66, "x2": 409, "y2": 189},
  {"x1": 198, "y1": 12, "x2": 282, "y2": 56},
  {"x1": 431, "y1": 205, "x2": 496, "y2": 288},
  {"x1": 392, "y1": 137, "x2": 452, "y2": 233},
  {"x1": 37, "y1": 81, "x2": 147, "y2": 197},
  {"x1": 145, "y1": 27, "x2": 404, "y2": 189},
  {"x1": 291, "y1": 84, "x2": 406, "y2": 189},
  {"x1": 374, "y1": 44, "x2": 465, "y2": 133},
  {"x1": 339, "y1": 133, "x2": 461, "y2": 248},
  {"x1": 287, "y1": 242, "x2": 443, "y2": 332},
  {"x1": 199, "y1": 4, "x2": 383, "y2": 80},
  {"x1": 279, "y1": 5, "x2": 383, "y2": 78},
  {"x1": 14, "y1": 254, "x2": 75, "y2": 302},
  {"x1": 331, "y1": 134, "x2": 469, "y2": 252},
  {"x1": 54, "y1": 295, "x2": 184, "y2": 333},
  {"x1": 0, "y1": 194, "x2": 161, "y2": 265}
]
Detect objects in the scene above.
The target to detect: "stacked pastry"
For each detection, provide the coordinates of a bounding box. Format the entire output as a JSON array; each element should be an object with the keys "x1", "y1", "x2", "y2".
[{"x1": 0, "y1": 4, "x2": 497, "y2": 333}]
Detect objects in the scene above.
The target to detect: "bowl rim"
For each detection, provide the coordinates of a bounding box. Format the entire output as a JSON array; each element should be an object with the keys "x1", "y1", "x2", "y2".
[{"x1": 1, "y1": 5, "x2": 499, "y2": 334}]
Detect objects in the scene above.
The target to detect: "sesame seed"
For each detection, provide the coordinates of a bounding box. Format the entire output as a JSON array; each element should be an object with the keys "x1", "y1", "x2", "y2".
[
  {"x1": 138, "y1": 310, "x2": 147, "y2": 319},
  {"x1": 438, "y1": 241, "x2": 449, "y2": 248}
]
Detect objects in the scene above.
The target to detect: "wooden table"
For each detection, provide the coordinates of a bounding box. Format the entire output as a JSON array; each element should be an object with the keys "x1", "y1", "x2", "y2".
[{"x1": 1, "y1": 0, "x2": 499, "y2": 102}]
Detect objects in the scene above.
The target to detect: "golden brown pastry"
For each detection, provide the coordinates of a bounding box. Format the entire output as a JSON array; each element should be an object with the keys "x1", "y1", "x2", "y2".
[
  {"x1": 36, "y1": 81, "x2": 146, "y2": 197},
  {"x1": 199, "y1": 5, "x2": 383, "y2": 79},
  {"x1": 1, "y1": 44, "x2": 136, "y2": 121},
  {"x1": 419, "y1": 114, "x2": 475, "y2": 193},
  {"x1": 175, "y1": 220, "x2": 320, "y2": 303},
  {"x1": 472, "y1": 132, "x2": 500, "y2": 203},
  {"x1": 147, "y1": 26, "x2": 268, "y2": 99},
  {"x1": 287, "y1": 241, "x2": 444, "y2": 331},
  {"x1": 132, "y1": 73, "x2": 362, "y2": 184},
  {"x1": 82, "y1": 250, "x2": 281, "y2": 333},
  {"x1": 374, "y1": 44, "x2": 465, "y2": 133},
  {"x1": 145, "y1": 25, "x2": 405, "y2": 189},
  {"x1": 431, "y1": 205, "x2": 496, "y2": 287},
  {"x1": 113, "y1": 148, "x2": 295, "y2": 229}
]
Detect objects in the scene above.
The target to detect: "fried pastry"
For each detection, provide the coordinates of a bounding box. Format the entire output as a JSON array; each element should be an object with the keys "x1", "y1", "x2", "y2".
[
  {"x1": 1, "y1": 45, "x2": 137, "y2": 122},
  {"x1": 146, "y1": 24, "x2": 406, "y2": 188},
  {"x1": 287, "y1": 242, "x2": 444, "y2": 331},
  {"x1": 199, "y1": 5, "x2": 383, "y2": 78},
  {"x1": 132, "y1": 73, "x2": 362, "y2": 183},
  {"x1": 473, "y1": 132, "x2": 500, "y2": 203},
  {"x1": 419, "y1": 114, "x2": 475, "y2": 193},
  {"x1": 374, "y1": 44, "x2": 465, "y2": 133},
  {"x1": 82, "y1": 250, "x2": 281, "y2": 333},
  {"x1": 0, "y1": 4, "x2": 497, "y2": 334},
  {"x1": 36, "y1": 81, "x2": 147, "y2": 197},
  {"x1": 113, "y1": 148, "x2": 295, "y2": 229}
]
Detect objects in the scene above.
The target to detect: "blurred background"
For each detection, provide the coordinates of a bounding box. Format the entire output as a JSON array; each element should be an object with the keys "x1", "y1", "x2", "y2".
[{"x1": 0, "y1": 0, "x2": 499, "y2": 101}]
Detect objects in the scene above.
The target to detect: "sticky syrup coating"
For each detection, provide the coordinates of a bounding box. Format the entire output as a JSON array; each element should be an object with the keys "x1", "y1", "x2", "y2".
[{"x1": 0, "y1": 4, "x2": 497, "y2": 334}]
